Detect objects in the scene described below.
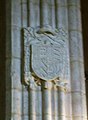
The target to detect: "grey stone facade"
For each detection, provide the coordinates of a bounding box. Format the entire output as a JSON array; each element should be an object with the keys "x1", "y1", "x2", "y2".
[{"x1": 3, "y1": 0, "x2": 87, "y2": 120}]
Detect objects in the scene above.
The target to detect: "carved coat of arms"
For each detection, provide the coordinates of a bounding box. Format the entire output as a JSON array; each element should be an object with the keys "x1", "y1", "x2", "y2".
[{"x1": 23, "y1": 26, "x2": 69, "y2": 84}]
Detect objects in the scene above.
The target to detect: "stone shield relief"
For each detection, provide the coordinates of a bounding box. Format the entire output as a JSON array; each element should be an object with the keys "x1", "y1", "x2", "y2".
[{"x1": 23, "y1": 26, "x2": 69, "y2": 86}]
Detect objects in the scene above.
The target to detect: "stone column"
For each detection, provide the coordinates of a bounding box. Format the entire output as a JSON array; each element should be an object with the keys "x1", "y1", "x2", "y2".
[
  {"x1": 55, "y1": 1, "x2": 72, "y2": 120},
  {"x1": 51, "y1": 87, "x2": 59, "y2": 120},
  {"x1": 49, "y1": 0, "x2": 56, "y2": 28},
  {"x1": 6, "y1": 0, "x2": 22, "y2": 119},
  {"x1": 28, "y1": 82, "x2": 42, "y2": 120},
  {"x1": 28, "y1": 0, "x2": 40, "y2": 27},
  {"x1": 21, "y1": 0, "x2": 29, "y2": 119},
  {"x1": 40, "y1": 0, "x2": 50, "y2": 26},
  {"x1": 55, "y1": 0, "x2": 68, "y2": 30},
  {"x1": 28, "y1": 1, "x2": 42, "y2": 120},
  {"x1": 42, "y1": 82, "x2": 52, "y2": 120},
  {"x1": 68, "y1": 0, "x2": 87, "y2": 120},
  {"x1": 40, "y1": 1, "x2": 55, "y2": 120}
]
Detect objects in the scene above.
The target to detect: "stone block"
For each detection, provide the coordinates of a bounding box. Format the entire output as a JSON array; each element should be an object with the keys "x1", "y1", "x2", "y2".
[
  {"x1": 22, "y1": 87, "x2": 29, "y2": 115},
  {"x1": 68, "y1": 0, "x2": 80, "y2": 7},
  {"x1": 11, "y1": 114, "x2": 22, "y2": 120},
  {"x1": 52, "y1": 116, "x2": 59, "y2": 120},
  {"x1": 11, "y1": 58, "x2": 22, "y2": 89},
  {"x1": 29, "y1": 90, "x2": 42, "y2": 115},
  {"x1": 68, "y1": 6, "x2": 82, "y2": 31},
  {"x1": 51, "y1": 90, "x2": 59, "y2": 116},
  {"x1": 72, "y1": 116, "x2": 83, "y2": 120},
  {"x1": 12, "y1": 12, "x2": 21, "y2": 27},
  {"x1": 58, "y1": 116, "x2": 66, "y2": 120},
  {"x1": 29, "y1": 115, "x2": 42, "y2": 120},
  {"x1": 56, "y1": 6, "x2": 68, "y2": 29},
  {"x1": 12, "y1": 0, "x2": 21, "y2": 14},
  {"x1": 65, "y1": 93, "x2": 72, "y2": 116},
  {"x1": 82, "y1": 94, "x2": 87, "y2": 118},
  {"x1": 55, "y1": 0, "x2": 67, "y2": 6},
  {"x1": 23, "y1": 115, "x2": 29, "y2": 120},
  {"x1": 42, "y1": 114, "x2": 52, "y2": 120},
  {"x1": 79, "y1": 62, "x2": 86, "y2": 93},
  {"x1": 12, "y1": 89, "x2": 22, "y2": 115},
  {"x1": 58, "y1": 91, "x2": 66, "y2": 116},
  {"x1": 70, "y1": 61, "x2": 81, "y2": 91},
  {"x1": 12, "y1": 26, "x2": 21, "y2": 58},
  {"x1": 6, "y1": 58, "x2": 22, "y2": 90},
  {"x1": 6, "y1": 26, "x2": 21, "y2": 58},
  {"x1": 69, "y1": 31, "x2": 83, "y2": 61},
  {"x1": 72, "y1": 92, "x2": 82, "y2": 116}
]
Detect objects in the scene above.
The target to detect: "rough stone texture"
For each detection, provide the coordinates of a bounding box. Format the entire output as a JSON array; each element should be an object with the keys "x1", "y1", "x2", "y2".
[
  {"x1": 5, "y1": 0, "x2": 23, "y2": 119},
  {"x1": 0, "y1": 0, "x2": 88, "y2": 120},
  {"x1": 23, "y1": 26, "x2": 69, "y2": 82},
  {"x1": 68, "y1": 0, "x2": 87, "y2": 120}
]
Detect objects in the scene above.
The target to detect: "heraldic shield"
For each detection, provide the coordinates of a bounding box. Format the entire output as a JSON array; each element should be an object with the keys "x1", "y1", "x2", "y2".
[
  {"x1": 31, "y1": 42, "x2": 65, "y2": 81},
  {"x1": 23, "y1": 26, "x2": 69, "y2": 82}
]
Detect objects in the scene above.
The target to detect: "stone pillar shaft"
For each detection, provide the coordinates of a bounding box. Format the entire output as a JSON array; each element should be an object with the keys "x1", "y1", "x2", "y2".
[
  {"x1": 21, "y1": 0, "x2": 29, "y2": 119},
  {"x1": 40, "y1": 0, "x2": 50, "y2": 26},
  {"x1": 55, "y1": 0, "x2": 68, "y2": 29},
  {"x1": 68, "y1": 0, "x2": 87, "y2": 119},
  {"x1": 5, "y1": 0, "x2": 87, "y2": 120},
  {"x1": 28, "y1": 1, "x2": 42, "y2": 120},
  {"x1": 42, "y1": 82, "x2": 52, "y2": 120},
  {"x1": 28, "y1": 0, "x2": 40, "y2": 27},
  {"x1": 6, "y1": 0, "x2": 22, "y2": 119},
  {"x1": 55, "y1": 1, "x2": 72, "y2": 120},
  {"x1": 42, "y1": 89, "x2": 52, "y2": 120}
]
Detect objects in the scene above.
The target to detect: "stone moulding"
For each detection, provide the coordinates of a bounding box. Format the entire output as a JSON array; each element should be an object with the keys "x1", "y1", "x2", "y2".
[{"x1": 22, "y1": 26, "x2": 69, "y2": 91}]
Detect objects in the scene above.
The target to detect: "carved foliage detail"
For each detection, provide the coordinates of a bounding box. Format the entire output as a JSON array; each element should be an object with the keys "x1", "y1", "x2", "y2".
[{"x1": 23, "y1": 26, "x2": 69, "y2": 90}]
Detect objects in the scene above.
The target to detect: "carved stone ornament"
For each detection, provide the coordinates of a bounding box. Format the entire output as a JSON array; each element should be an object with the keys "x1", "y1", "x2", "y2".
[{"x1": 23, "y1": 26, "x2": 69, "y2": 89}]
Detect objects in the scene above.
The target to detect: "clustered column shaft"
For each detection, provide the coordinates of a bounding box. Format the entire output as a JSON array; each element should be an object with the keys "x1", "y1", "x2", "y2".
[{"x1": 68, "y1": 0, "x2": 87, "y2": 119}]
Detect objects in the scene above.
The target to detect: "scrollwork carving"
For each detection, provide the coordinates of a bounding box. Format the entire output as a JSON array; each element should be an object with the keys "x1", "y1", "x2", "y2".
[{"x1": 23, "y1": 26, "x2": 70, "y2": 90}]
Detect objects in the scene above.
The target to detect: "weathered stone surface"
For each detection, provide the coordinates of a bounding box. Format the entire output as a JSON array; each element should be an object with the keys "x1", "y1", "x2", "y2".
[
  {"x1": 5, "y1": 0, "x2": 87, "y2": 120},
  {"x1": 22, "y1": 86, "x2": 29, "y2": 115},
  {"x1": 70, "y1": 61, "x2": 81, "y2": 91},
  {"x1": 6, "y1": 58, "x2": 22, "y2": 90},
  {"x1": 68, "y1": 1, "x2": 87, "y2": 119},
  {"x1": 55, "y1": 0, "x2": 67, "y2": 6},
  {"x1": 65, "y1": 92, "x2": 72, "y2": 117},
  {"x1": 12, "y1": 89, "x2": 22, "y2": 114},
  {"x1": 68, "y1": 0, "x2": 80, "y2": 7},
  {"x1": 42, "y1": 89, "x2": 52, "y2": 120},
  {"x1": 72, "y1": 92, "x2": 82, "y2": 116},
  {"x1": 32, "y1": 43, "x2": 66, "y2": 81},
  {"x1": 23, "y1": 26, "x2": 69, "y2": 83},
  {"x1": 68, "y1": 6, "x2": 82, "y2": 31},
  {"x1": 69, "y1": 31, "x2": 83, "y2": 61},
  {"x1": 56, "y1": 6, "x2": 68, "y2": 29},
  {"x1": 82, "y1": 94, "x2": 87, "y2": 119},
  {"x1": 28, "y1": 0, "x2": 40, "y2": 27}
]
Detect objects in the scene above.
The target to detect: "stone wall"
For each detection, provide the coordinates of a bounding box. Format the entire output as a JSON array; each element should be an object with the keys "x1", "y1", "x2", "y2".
[{"x1": 0, "y1": 0, "x2": 87, "y2": 120}]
